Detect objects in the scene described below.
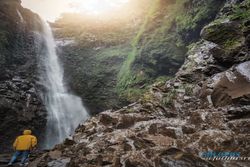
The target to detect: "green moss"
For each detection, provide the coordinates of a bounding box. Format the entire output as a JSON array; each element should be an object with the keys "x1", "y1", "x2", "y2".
[
  {"x1": 142, "y1": 92, "x2": 154, "y2": 103},
  {"x1": 117, "y1": 48, "x2": 137, "y2": 89},
  {"x1": 117, "y1": 0, "x2": 184, "y2": 91},
  {"x1": 117, "y1": 0, "x2": 161, "y2": 91},
  {"x1": 230, "y1": 0, "x2": 250, "y2": 21},
  {"x1": 162, "y1": 89, "x2": 177, "y2": 107},
  {"x1": 55, "y1": 0, "x2": 228, "y2": 109},
  {"x1": 161, "y1": 83, "x2": 193, "y2": 107},
  {"x1": 202, "y1": 22, "x2": 243, "y2": 50},
  {"x1": 116, "y1": 0, "x2": 225, "y2": 102},
  {"x1": 181, "y1": 83, "x2": 194, "y2": 96},
  {"x1": 96, "y1": 45, "x2": 130, "y2": 60},
  {"x1": 120, "y1": 87, "x2": 146, "y2": 102},
  {"x1": 175, "y1": 0, "x2": 225, "y2": 37},
  {"x1": 223, "y1": 38, "x2": 243, "y2": 49},
  {"x1": 155, "y1": 76, "x2": 172, "y2": 84},
  {"x1": 199, "y1": 0, "x2": 249, "y2": 58}
]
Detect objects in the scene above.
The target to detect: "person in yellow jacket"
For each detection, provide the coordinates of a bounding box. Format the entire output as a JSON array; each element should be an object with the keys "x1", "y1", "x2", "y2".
[{"x1": 8, "y1": 130, "x2": 37, "y2": 166}]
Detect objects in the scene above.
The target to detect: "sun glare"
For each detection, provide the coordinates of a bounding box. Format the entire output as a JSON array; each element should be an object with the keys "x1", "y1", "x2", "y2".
[
  {"x1": 21, "y1": 0, "x2": 130, "y2": 21},
  {"x1": 69, "y1": 0, "x2": 129, "y2": 15}
]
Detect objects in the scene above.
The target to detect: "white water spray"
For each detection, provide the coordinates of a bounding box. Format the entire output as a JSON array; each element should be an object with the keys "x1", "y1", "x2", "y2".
[
  {"x1": 39, "y1": 20, "x2": 89, "y2": 148},
  {"x1": 16, "y1": 9, "x2": 24, "y2": 23}
]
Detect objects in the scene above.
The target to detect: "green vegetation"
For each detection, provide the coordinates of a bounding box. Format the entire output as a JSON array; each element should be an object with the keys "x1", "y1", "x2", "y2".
[
  {"x1": 230, "y1": 0, "x2": 250, "y2": 21},
  {"x1": 117, "y1": 0, "x2": 160, "y2": 90},
  {"x1": 181, "y1": 83, "x2": 194, "y2": 96},
  {"x1": 223, "y1": 38, "x2": 243, "y2": 49},
  {"x1": 201, "y1": 0, "x2": 249, "y2": 53},
  {"x1": 117, "y1": 0, "x2": 186, "y2": 99},
  {"x1": 95, "y1": 45, "x2": 130, "y2": 60},
  {"x1": 116, "y1": 0, "x2": 225, "y2": 101},
  {"x1": 175, "y1": 0, "x2": 225, "y2": 37},
  {"x1": 161, "y1": 83, "x2": 193, "y2": 108},
  {"x1": 61, "y1": 44, "x2": 131, "y2": 112},
  {"x1": 54, "y1": 0, "x2": 227, "y2": 112},
  {"x1": 162, "y1": 89, "x2": 177, "y2": 107}
]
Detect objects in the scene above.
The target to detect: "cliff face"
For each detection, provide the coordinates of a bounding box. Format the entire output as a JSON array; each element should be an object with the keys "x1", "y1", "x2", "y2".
[
  {"x1": 53, "y1": 0, "x2": 226, "y2": 114},
  {"x1": 0, "y1": 0, "x2": 46, "y2": 152},
  {"x1": 30, "y1": 0, "x2": 250, "y2": 166}
]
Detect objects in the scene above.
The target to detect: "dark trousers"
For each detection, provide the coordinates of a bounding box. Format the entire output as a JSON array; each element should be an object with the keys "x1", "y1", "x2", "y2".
[{"x1": 9, "y1": 150, "x2": 30, "y2": 165}]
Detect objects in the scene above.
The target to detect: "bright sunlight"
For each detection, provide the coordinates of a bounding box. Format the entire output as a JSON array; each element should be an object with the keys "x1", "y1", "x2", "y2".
[
  {"x1": 22, "y1": 0, "x2": 129, "y2": 21},
  {"x1": 70, "y1": 0, "x2": 129, "y2": 15}
]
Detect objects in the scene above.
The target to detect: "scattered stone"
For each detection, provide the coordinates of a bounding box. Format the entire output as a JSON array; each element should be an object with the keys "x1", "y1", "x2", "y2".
[
  {"x1": 48, "y1": 150, "x2": 62, "y2": 160},
  {"x1": 47, "y1": 158, "x2": 70, "y2": 167}
]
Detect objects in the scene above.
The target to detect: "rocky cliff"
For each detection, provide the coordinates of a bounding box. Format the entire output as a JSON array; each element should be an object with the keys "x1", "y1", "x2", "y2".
[
  {"x1": 0, "y1": 0, "x2": 46, "y2": 152},
  {"x1": 30, "y1": 0, "x2": 250, "y2": 166},
  {"x1": 53, "y1": 0, "x2": 226, "y2": 114}
]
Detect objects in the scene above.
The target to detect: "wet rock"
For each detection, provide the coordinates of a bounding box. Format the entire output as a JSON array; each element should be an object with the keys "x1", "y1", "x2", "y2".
[
  {"x1": 156, "y1": 148, "x2": 216, "y2": 167},
  {"x1": 48, "y1": 150, "x2": 62, "y2": 160},
  {"x1": 227, "y1": 105, "x2": 250, "y2": 119},
  {"x1": 29, "y1": 1, "x2": 250, "y2": 166},
  {"x1": 0, "y1": 1, "x2": 46, "y2": 152},
  {"x1": 201, "y1": 21, "x2": 243, "y2": 50},
  {"x1": 0, "y1": 78, "x2": 46, "y2": 152},
  {"x1": 201, "y1": 14, "x2": 250, "y2": 65},
  {"x1": 144, "y1": 135, "x2": 174, "y2": 147},
  {"x1": 181, "y1": 130, "x2": 234, "y2": 154},
  {"x1": 99, "y1": 113, "x2": 118, "y2": 126},
  {"x1": 227, "y1": 119, "x2": 250, "y2": 133},
  {"x1": 182, "y1": 125, "x2": 196, "y2": 134},
  {"x1": 63, "y1": 138, "x2": 76, "y2": 146},
  {"x1": 148, "y1": 124, "x2": 158, "y2": 135},
  {"x1": 158, "y1": 127, "x2": 183, "y2": 139},
  {"x1": 211, "y1": 61, "x2": 250, "y2": 107},
  {"x1": 47, "y1": 158, "x2": 70, "y2": 167},
  {"x1": 116, "y1": 114, "x2": 151, "y2": 129},
  {"x1": 177, "y1": 40, "x2": 219, "y2": 82},
  {"x1": 189, "y1": 111, "x2": 206, "y2": 124},
  {"x1": 116, "y1": 115, "x2": 137, "y2": 129},
  {"x1": 245, "y1": 34, "x2": 250, "y2": 47}
]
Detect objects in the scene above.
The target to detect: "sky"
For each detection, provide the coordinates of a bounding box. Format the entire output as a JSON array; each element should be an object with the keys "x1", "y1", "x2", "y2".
[{"x1": 21, "y1": 0, "x2": 129, "y2": 21}]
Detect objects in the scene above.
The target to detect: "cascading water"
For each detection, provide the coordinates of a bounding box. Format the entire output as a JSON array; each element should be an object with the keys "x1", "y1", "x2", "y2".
[
  {"x1": 16, "y1": 9, "x2": 24, "y2": 23},
  {"x1": 39, "y1": 20, "x2": 89, "y2": 148}
]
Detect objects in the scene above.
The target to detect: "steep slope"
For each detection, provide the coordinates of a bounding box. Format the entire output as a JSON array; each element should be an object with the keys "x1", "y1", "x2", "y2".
[
  {"x1": 53, "y1": 0, "x2": 226, "y2": 114},
  {"x1": 117, "y1": 0, "x2": 226, "y2": 100},
  {"x1": 30, "y1": 0, "x2": 250, "y2": 166},
  {"x1": 52, "y1": 14, "x2": 135, "y2": 113},
  {"x1": 0, "y1": 0, "x2": 46, "y2": 152}
]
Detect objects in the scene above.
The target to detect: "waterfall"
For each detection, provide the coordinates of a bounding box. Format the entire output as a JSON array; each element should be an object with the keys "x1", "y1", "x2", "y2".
[
  {"x1": 16, "y1": 9, "x2": 24, "y2": 23},
  {"x1": 39, "y1": 20, "x2": 89, "y2": 148}
]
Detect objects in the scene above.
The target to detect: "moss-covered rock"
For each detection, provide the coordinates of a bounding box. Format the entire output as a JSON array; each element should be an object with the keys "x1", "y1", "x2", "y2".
[
  {"x1": 117, "y1": 0, "x2": 226, "y2": 100},
  {"x1": 54, "y1": 0, "x2": 227, "y2": 113},
  {"x1": 201, "y1": 1, "x2": 250, "y2": 65},
  {"x1": 59, "y1": 44, "x2": 130, "y2": 113},
  {"x1": 201, "y1": 22, "x2": 243, "y2": 49}
]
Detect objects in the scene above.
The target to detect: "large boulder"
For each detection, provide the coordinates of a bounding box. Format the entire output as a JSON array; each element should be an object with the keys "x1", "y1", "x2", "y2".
[
  {"x1": 210, "y1": 61, "x2": 250, "y2": 107},
  {"x1": 201, "y1": 20, "x2": 248, "y2": 65}
]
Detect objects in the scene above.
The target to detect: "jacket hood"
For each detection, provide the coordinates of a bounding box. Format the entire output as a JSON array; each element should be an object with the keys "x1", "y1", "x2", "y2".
[{"x1": 23, "y1": 130, "x2": 32, "y2": 135}]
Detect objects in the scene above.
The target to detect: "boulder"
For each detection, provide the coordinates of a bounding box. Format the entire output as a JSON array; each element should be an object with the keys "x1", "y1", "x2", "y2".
[
  {"x1": 211, "y1": 61, "x2": 250, "y2": 107},
  {"x1": 201, "y1": 19, "x2": 249, "y2": 65}
]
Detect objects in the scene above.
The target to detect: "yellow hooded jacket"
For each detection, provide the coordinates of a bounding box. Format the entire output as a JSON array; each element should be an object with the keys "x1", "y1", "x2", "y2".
[{"x1": 13, "y1": 130, "x2": 37, "y2": 151}]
